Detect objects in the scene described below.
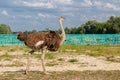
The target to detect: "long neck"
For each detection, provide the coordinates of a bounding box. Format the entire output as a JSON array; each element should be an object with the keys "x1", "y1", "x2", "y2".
[{"x1": 59, "y1": 19, "x2": 65, "y2": 44}]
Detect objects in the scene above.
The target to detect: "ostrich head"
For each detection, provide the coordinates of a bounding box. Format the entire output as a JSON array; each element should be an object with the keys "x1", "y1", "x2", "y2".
[
  {"x1": 17, "y1": 32, "x2": 27, "y2": 41},
  {"x1": 59, "y1": 16, "x2": 65, "y2": 21}
]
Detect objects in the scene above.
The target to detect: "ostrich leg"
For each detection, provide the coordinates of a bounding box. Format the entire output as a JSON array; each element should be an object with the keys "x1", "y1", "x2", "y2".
[
  {"x1": 25, "y1": 51, "x2": 33, "y2": 74},
  {"x1": 41, "y1": 49, "x2": 46, "y2": 74}
]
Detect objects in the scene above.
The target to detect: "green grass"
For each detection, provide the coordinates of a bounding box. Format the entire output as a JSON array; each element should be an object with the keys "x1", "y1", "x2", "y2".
[
  {"x1": 105, "y1": 56, "x2": 120, "y2": 62},
  {"x1": 59, "y1": 44, "x2": 81, "y2": 53},
  {"x1": 33, "y1": 53, "x2": 55, "y2": 59},
  {"x1": 68, "y1": 59, "x2": 78, "y2": 63},
  {"x1": 0, "y1": 52, "x2": 13, "y2": 60},
  {"x1": 59, "y1": 45, "x2": 120, "y2": 57},
  {"x1": 19, "y1": 46, "x2": 30, "y2": 52},
  {"x1": 0, "y1": 45, "x2": 120, "y2": 57},
  {"x1": 33, "y1": 53, "x2": 41, "y2": 59},
  {"x1": 46, "y1": 53, "x2": 55, "y2": 59},
  {"x1": 46, "y1": 61, "x2": 58, "y2": 66},
  {"x1": 88, "y1": 52, "x2": 102, "y2": 57},
  {"x1": 7, "y1": 48, "x2": 16, "y2": 52},
  {"x1": 0, "y1": 45, "x2": 120, "y2": 62},
  {"x1": 58, "y1": 58, "x2": 65, "y2": 61}
]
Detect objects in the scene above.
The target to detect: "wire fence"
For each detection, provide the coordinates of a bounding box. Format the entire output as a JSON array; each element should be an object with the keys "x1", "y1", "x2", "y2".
[
  {"x1": 0, "y1": 34, "x2": 120, "y2": 46},
  {"x1": 0, "y1": 34, "x2": 23, "y2": 46},
  {"x1": 64, "y1": 34, "x2": 120, "y2": 45}
]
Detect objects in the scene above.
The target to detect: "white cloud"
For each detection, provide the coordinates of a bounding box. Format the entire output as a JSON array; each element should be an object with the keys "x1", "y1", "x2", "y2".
[
  {"x1": 1, "y1": 10, "x2": 9, "y2": 16},
  {"x1": 80, "y1": 0, "x2": 120, "y2": 11},
  {"x1": 81, "y1": 0, "x2": 93, "y2": 7},
  {"x1": 54, "y1": 0, "x2": 73, "y2": 5},
  {"x1": 93, "y1": 1, "x2": 120, "y2": 11},
  {"x1": 24, "y1": 15, "x2": 32, "y2": 19},
  {"x1": 16, "y1": 1, "x2": 54, "y2": 8},
  {"x1": 14, "y1": 0, "x2": 73, "y2": 8},
  {"x1": 38, "y1": 13, "x2": 51, "y2": 18},
  {"x1": 105, "y1": 3, "x2": 120, "y2": 10},
  {"x1": 94, "y1": 1, "x2": 102, "y2": 6}
]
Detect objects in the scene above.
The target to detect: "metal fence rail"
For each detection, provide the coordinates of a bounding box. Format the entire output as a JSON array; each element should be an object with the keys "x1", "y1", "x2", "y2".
[{"x1": 0, "y1": 34, "x2": 120, "y2": 46}]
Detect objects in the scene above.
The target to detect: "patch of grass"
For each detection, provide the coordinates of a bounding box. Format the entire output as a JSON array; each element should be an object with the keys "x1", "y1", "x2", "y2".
[
  {"x1": 0, "y1": 46, "x2": 18, "y2": 52},
  {"x1": 0, "y1": 46, "x2": 8, "y2": 51},
  {"x1": 19, "y1": 46, "x2": 30, "y2": 52},
  {"x1": 59, "y1": 45, "x2": 120, "y2": 57},
  {"x1": 68, "y1": 59, "x2": 78, "y2": 63},
  {"x1": 33, "y1": 54, "x2": 41, "y2": 59},
  {"x1": 0, "y1": 46, "x2": 30, "y2": 53},
  {"x1": 58, "y1": 58, "x2": 65, "y2": 61},
  {"x1": 59, "y1": 44, "x2": 81, "y2": 53},
  {"x1": 0, "y1": 52, "x2": 13, "y2": 60},
  {"x1": 88, "y1": 52, "x2": 102, "y2": 57},
  {"x1": 105, "y1": 56, "x2": 120, "y2": 62},
  {"x1": 46, "y1": 53, "x2": 55, "y2": 59},
  {"x1": 7, "y1": 48, "x2": 16, "y2": 52},
  {"x1": 46, "y1": 61, "x2": 58, "y2": 66},
  {"x1": 0, "y1": 45, "x2": 120, "y2": 58},
  {"x1": 33, "y1": 53, "x2": 55, "y2": 59},
  {"x1": 106, "y1": 58, "x2": 115, "y2": 62}
]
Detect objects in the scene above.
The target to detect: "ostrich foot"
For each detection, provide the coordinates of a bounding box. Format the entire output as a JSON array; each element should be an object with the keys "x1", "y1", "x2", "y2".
[{"x1": 24, "y1": 70, "x2": 29, "y2": 75}]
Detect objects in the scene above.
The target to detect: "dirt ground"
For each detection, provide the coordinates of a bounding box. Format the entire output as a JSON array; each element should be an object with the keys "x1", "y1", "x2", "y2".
[{"x1": 0, "y1": 51, "x2": 120, "y2": 73}]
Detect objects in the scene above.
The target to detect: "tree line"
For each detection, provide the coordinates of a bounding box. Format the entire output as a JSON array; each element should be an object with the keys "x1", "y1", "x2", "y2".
[
  {"x1": 0, "y1": 16, "x2": 120, "y2": 34},
  {"x1": 64, "y1": 16, "x2": 120, "y2": 34}
]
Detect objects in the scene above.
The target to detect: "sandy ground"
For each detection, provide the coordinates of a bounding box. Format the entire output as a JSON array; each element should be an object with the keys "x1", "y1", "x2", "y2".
[{"x1": 0, "y1": 51, "x2": 120, "y2": 73}]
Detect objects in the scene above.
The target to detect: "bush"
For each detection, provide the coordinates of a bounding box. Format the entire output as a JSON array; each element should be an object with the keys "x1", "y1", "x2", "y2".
[{"x1": 0, "y1": 24, "x2": 12, "y2": 34}]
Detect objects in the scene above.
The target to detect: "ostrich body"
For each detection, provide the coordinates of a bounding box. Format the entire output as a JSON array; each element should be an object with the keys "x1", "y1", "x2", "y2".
[{"x1": 17, "y1": 16, "x2": 65, "y2": 74}]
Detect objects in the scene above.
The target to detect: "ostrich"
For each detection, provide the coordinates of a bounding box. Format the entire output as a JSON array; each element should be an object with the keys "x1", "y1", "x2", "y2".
[{"x1": 17, "y1": 16, "x2": 65, "y2": 74}]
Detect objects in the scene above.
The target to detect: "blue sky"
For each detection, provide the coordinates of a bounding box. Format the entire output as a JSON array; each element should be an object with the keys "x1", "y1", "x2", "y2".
[{"x1": 0, "y1": 0, "x2": 120, "y2": 32}]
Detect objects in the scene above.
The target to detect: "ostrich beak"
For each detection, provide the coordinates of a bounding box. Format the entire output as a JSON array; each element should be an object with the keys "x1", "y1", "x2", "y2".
[
  {"x1": 62, "y1": 16, "x2": 65, "y2": 19},
  {"x1": 59, "y1": 16, "x2": 65, "y2": 20}
]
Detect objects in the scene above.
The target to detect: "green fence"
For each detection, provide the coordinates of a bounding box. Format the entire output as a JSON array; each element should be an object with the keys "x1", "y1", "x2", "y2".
[
  {"x1": 64, "y1": 34, "x2": 120, "y2": 45},
  {"x1": 0, "y1": 34, "x2": 120, "y2": 46},
  {"x1": 0, "y1": 34, "x2": 23, "y2": 46}
]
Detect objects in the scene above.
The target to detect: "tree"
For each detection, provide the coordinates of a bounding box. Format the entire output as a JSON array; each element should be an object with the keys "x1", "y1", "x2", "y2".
[
  {"x1": 32, "y1": 29, "x2": 37, "y2": 33},
  {"x1": 107, "y1": 16, "x2": 120, "y2": 33},
  {"x1": 0, "y1": 24, "x2": 12, "y2": 34},
  {"x1": 65, "y1": 27, "x2": 71, "y2": 34},
  {"x1": 65, "y1": 16, "x2": 120, "y2": 34}
]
